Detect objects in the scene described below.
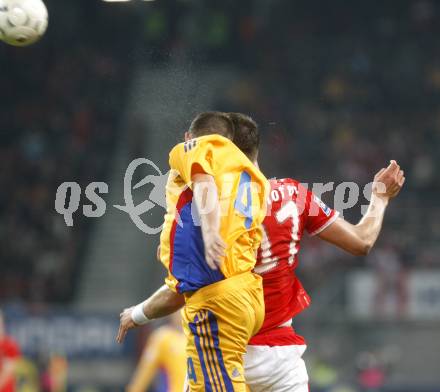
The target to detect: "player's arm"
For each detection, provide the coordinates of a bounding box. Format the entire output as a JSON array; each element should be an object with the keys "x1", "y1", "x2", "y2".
[
  {"x1": 126, "y1": 332, "x2": 162, "y2": 392},
  {"x1": 170, "y1": 139, "x2": 226, "y2": 270},
  {"x1": 317, "y1": 160, "x2": 405, "y2": 255},
  {"x1": 116, "y1": 285, "x2": 184, "y2": 344},
  {"x1": 192, "y1": 173, "x2": 226, "y2": 270}
]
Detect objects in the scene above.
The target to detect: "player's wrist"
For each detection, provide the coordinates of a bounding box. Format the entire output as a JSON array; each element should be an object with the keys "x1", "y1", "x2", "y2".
[
  {"x1": 201, "y1": 226, "x2": 219, "y2": 244},
  {"x1": 131, "y1": 302, "x2": 151, "y2": 325},
  {"x1": 371, "y1": 192, "x2": 390, "y2": 205}
]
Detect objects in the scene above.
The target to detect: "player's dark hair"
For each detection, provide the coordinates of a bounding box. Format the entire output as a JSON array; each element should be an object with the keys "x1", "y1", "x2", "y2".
[
  {"x1": 189, "y1": 111, "x2": 235, "y2": 140},
  {"x1": 228, "y1": 112, "x2": 260, "y2": 162}
]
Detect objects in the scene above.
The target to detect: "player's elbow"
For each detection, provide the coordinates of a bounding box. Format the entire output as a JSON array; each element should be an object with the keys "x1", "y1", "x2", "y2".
[{"x1": 351, "y1": 241, "x2": 372, "y2": 256}]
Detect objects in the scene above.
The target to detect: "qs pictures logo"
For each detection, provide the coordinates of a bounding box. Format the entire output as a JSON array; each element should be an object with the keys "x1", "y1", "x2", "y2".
[{"x1": 55, "y1": 158, "x2": 169, "y2": 235}]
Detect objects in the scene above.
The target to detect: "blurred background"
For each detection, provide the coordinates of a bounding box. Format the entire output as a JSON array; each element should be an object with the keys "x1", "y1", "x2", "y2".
[{"x1": 1, "y1": 0, "x2": 439, "y2": 391}]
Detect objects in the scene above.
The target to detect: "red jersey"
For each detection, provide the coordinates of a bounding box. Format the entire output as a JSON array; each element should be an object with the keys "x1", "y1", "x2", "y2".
[
  {"x1": 249, "y1": 178, "x2": 338, "y2": 346},
  {"x1": 0, "y1": 336, "x2": 20, "y2": 392}
]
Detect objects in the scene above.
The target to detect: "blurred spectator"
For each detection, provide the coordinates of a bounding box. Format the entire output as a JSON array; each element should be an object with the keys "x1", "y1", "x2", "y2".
[
  {"x1": 0, "y1": 311, "x2": 20, "y2": 392},
  {"x1": 356, "y1": 346, "x2": 400, "y2": 392},
  {"x1": 41, "y1": 354, "x2": 68, "y2": 392},
  {"x1": 357, "y1": 352, "x2": 386, "y2": 392},
  {"x1": 367, "y1": 244, "x2": 408, "y2": 319},
  {"x1": 126, "y1": 313, "x2": 186, "y2": 392},
  {"x1": 14, "y1": 357, "x2": 39, "y2": 392}
]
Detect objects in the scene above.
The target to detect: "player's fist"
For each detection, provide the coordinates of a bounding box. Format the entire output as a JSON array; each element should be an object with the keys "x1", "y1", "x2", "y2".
[
  {"x1": 203, "y1": 229, "x2": 226, "y2": 270},
  {"x1": 372, "y1": 160, "x2": 405, "y2": 200}
]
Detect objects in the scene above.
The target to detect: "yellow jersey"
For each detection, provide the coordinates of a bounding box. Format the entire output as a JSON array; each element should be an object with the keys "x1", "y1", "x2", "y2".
[
  {"x1": 127, "y1": 326, "x2": 186, "y2": 392},
  {"x1": 160, "y1": 134, "x2": 268, "y2": 293}
]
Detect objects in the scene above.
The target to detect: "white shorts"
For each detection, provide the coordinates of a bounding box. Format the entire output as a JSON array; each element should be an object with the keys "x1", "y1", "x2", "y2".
[{"x1": 244, "y1": 345, "x2": 308, "y2": 392}]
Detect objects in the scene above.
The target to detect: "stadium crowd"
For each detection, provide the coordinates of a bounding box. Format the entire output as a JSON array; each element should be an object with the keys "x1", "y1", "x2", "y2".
[
  {"x1": 0, "y1": 1, "x2": 135, "y2": 303},
  {"x1": 1, "y1": 0, "x2": 439, "y2": 311}
]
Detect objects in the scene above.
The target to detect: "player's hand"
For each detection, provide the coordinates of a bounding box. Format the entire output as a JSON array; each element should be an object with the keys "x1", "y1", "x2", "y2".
[
  {"x1": 116, "y1": 307, "x2": 138, "y2": 344},
  {"x1": 372, "y1": 160, "x2": 405, "y2": 200},
  {"x1": 203, "y1": 229, "x2": 226, "y2": 270}
]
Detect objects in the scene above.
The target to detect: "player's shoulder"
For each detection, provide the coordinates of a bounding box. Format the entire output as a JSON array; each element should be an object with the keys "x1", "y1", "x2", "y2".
[
  {"x1": 196, "y1": 134, "x2": 232, "y2": 146},
  {"x1": 270, "y1": 177, "x2": 299, "y2": 187},
  {"x1": 170, "y1": 134, "x2": 232, "y2": 154},
  {"x1": 267, "y1": 178, "x2": 310, "y2": 212},
  {"x1": 269, "y1": 177, "x2": 307, "y2": 193}
]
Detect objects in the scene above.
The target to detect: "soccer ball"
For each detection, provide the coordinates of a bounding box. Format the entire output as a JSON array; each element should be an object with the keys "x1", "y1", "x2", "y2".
[{"x1": 0, "y1": 0, "x2": 48, "y2": 47}]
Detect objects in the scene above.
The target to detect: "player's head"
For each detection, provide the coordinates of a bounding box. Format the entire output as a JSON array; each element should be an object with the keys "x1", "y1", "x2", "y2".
[
  {"x1": 188, "y1": 111, "x2": 235, "y2": 140},
  {"x1": 228, "y1": 112, "x2": 260, "y2": 163}
]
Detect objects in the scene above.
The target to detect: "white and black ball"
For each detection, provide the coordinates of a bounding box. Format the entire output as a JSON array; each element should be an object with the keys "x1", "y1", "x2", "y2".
[{"x1": 0, "y1": 0, "x2": 48, "y2": 47}]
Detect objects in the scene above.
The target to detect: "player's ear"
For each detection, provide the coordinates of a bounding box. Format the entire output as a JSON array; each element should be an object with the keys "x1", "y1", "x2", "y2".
[{"x1": 184, "y1": 131, "x2": 192, "y2": 142}]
